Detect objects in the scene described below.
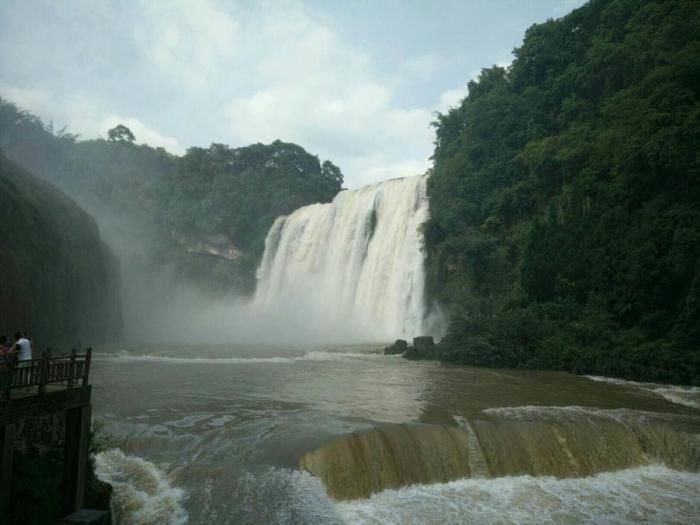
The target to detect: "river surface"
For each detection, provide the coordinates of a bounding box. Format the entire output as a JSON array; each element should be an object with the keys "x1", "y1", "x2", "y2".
[{"x1": 91, "y1": 344, "x2": 700, "y2": 524}]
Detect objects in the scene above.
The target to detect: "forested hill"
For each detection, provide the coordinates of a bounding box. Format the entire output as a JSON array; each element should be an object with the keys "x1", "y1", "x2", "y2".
[
  {"x1": 424, "y1": 0, "x2": 700, "y2": 384},
  {"x1": 0, "y1": 100, "x2": 344, "y2": 294}
]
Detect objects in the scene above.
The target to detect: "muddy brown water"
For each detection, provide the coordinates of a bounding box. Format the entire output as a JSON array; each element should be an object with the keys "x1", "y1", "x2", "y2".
[{"x1": 90, "y1": 344, "x2": 700, "y2": 524}]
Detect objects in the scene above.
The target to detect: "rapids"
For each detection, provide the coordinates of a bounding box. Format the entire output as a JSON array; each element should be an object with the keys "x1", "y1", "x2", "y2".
[
  {"x1": 90, "y1": 344, "x2": 700, "y2": 524},
  {"x1": 300, "y1": 409, "x2": 700, "y2": 500}
]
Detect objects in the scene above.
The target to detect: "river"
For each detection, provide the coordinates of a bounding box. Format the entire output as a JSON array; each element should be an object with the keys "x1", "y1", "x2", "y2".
[{"x1": 91, "y1": 344, "x2": 700, "y2": 524}]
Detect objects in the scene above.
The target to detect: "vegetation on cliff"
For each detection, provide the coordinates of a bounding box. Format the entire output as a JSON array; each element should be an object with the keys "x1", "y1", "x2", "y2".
[
  {"x1": 0, "y1": 153, "x2": 122, "y2": 346},
  {"x1": 425, "y1": 0, "x2": 700, "y2": 384},
  {"x1": 6, "y1": 419, "x2": 112, "y2": 525}
]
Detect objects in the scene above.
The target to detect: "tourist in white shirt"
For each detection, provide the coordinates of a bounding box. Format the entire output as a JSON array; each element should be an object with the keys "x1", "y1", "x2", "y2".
[{"x1": 13, "y1": 332, "x2": 32, "y2": 363}]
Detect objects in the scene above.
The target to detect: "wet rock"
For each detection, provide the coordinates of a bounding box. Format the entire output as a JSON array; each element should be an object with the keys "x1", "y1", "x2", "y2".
[
  {"x1": 413, "y1": 336, "x2": 435, "y2": 353},
  {"x1": 403, "y1": 336, "x2": 436, "y2": 360},
  {"x1": 384, "y1": 339, "x2": 408, "y2": 355}
]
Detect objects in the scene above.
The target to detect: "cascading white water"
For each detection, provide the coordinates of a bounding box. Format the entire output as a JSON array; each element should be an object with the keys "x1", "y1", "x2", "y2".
[{"x1": 254, "y1": 175, "x2": 436, "y2": 342}]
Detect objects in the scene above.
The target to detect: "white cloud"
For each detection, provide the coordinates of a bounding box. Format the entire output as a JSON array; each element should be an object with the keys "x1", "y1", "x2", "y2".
[
  {"x1": 436, "y1": 87, "x2": 465, "y2": 114},
  {"x1": 135, "y1": 0, "x2": 239, "y2": 91},
  {"x1": 0, "y1": 82, "x2": 182, "y2": 153},
  {"x1": 214, "y1": 2, "x2": 438, "y2": 187}
]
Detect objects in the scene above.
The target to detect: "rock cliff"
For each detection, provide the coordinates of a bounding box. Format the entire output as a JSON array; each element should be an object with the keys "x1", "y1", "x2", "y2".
[{"x1": 0, "y1": 153, "x2": 122, "y2": 347}]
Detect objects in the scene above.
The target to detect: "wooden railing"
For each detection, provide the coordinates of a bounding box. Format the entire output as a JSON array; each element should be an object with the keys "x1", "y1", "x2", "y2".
[{"x1": 1, "y1": 348, "x2": 92, "y2": 400}]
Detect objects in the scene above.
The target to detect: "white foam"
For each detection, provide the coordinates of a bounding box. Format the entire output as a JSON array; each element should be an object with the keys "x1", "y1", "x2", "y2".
[
  {"x1": 228, "y1": 468, "x2": 344, "y2": 524},
  {"x1": 93, "y1": 350, "x2": 383, "y2": 365},
  {"x1": 482, "y1": 405, "x2": 624, "y2": 421},
  {"x1": 94, "y1": 449, "x2": 188, "y2": 525},
  {"x1": 334, "y1": 465, "x2": 700, "y2": 525},
  {"x1": 585, "y1": 376, "x2": 700, "y2": 409},
  {"x1": 479, "y1": 405, "x2": 699, "y2": 426}
]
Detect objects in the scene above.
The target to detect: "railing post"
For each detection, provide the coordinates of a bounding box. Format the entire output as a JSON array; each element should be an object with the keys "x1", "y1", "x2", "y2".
[
  {"x1": 38, "y1": 348, "x2": 51, "y2": 396},
  {"x1": 68, "y1": 349, "x2": 77, "y2": 388},
  {"x1": 82, "y1": 348, "x2": 92, "y2": 388},
  {"x1": 1, "y1": 358, "x2": 13, "y2": 402},
  {"x1": 1, "y1": 422, "x2": 16, "y2": 516}
]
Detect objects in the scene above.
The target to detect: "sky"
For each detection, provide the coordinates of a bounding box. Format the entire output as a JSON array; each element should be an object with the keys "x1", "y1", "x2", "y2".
[{"x1": 0, "y1": 0, "x2": 586, "y2": 189}]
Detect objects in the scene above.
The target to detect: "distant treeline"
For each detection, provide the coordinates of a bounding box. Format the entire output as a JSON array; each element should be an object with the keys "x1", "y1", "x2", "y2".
[
  {"x1": 424, "y1": 0, "x2": 700, "y2": 384},
  {"x1": 0, "y1": 101, "x2": 344, "y2": 294}
]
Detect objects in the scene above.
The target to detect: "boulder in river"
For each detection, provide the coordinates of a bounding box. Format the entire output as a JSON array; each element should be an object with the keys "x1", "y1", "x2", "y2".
[
  {"x1": 403, "y1": 336, "x2": 436, "y2": 360},
  {"x1": 384, "y1": 339, "x2": 408, "y2": 355}
]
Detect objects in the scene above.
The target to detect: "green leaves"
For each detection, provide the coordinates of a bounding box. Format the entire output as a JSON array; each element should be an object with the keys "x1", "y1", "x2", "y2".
[
  {"x1": 167, "y1": 140, "x2": 343, "y2": 256},
  {"x1": 107, "y1": 124, "x2": 135, "y2": 143},
  {"x1": 425, "y1": 0, "x2": 700, "y2": 384}
]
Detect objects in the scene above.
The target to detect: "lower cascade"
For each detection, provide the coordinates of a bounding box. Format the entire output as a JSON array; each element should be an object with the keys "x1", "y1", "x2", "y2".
[
  {"x1": 299, "y1": 407, "x2": 700, "y2": 500},
  {"x1": 254, "y1": 175, "x2": 438, "y2": 341}
]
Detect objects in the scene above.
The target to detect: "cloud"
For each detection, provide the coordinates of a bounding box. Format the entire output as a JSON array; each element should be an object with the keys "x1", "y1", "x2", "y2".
[
  {"x1": 436, "y1": 87, "x2": 465, "y2": 114},
  {"x1": 134, "y1": 0, "x2": 239, "y2": 91},
  {"x1": 214, "y1": 2, "x2": 439, "y2": 187},
  {"x1": 0, "y1": 81, "x2": 182, "y2": 153}
]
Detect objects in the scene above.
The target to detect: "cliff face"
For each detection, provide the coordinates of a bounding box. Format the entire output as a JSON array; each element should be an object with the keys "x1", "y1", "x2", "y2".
[{"x1": 0, "y1": 153, "x2": 122, "y2": 347}]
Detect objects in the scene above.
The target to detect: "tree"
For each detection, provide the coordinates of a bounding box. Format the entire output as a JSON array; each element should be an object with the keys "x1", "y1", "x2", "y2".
[{"x1": 107, "y1": 124, "x2": 135, "y2": 143}]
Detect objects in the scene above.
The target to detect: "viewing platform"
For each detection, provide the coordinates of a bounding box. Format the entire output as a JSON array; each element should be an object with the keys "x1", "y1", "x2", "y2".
[{"x1": 1, "y1": 349, "x2": 95, "y2": 519}]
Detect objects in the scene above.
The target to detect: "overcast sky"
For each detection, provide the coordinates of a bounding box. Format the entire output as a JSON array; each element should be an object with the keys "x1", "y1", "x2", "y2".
[{"x1": 0, "y1": 0, "x2": 585, "y2": 188}]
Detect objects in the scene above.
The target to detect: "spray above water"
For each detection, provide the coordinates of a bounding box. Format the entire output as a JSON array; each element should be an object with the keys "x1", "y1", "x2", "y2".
[{"x1": 254, "y1": 175, "x2": 440, "y2": 342}]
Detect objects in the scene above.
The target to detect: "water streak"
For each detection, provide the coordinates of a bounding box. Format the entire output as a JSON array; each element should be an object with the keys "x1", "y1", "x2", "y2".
[{"x1": 585, "y1": 375, "x2": 700, "y2": 409}]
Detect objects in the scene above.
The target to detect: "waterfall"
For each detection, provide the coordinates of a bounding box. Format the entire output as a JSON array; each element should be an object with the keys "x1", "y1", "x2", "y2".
[
  {"x1": 254, "y1": 175, "x2": 436, "y2": 342},
  {"x1": 299, "y1": 408, "x2": 700, "y2": 500}
]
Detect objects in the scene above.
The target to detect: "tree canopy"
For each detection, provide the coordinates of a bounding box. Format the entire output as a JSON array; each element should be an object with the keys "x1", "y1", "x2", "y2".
[{"x1": 107, "y1": 124, "x2": 135, "y2": 143}]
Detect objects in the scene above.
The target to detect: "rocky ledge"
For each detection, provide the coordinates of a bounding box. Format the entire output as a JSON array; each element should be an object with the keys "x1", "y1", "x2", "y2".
[{"x1": 384, "y1": 336, "x2": 436, "y2": 359}]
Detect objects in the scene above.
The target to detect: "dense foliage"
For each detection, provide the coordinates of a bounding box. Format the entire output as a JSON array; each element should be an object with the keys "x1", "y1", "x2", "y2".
[
  {"x1": 425, "y1": 0, "x2": 700, "y2": 384},
  {"x1": 3, "y1": 420, "x2": 112, "y2": 524},
  {"x1": 0, "y1": 100, "x2": 344, "y2": 293},
  {"x1": 168, "y1": 141, "x2": 343, "y2": 256}
]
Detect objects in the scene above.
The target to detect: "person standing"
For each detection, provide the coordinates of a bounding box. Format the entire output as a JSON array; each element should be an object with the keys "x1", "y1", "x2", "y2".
[
  {"x1": 13, "y1": 332, "x2": 32, "y2": 362},
  {"x1": 0, "y1": 336, "x2": 11, "y2": 355},
  {"x1": 0, "y1": 335, "x2": 14, "y2": 368}
]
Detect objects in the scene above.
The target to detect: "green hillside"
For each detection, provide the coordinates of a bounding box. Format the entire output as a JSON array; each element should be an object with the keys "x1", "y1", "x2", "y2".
[{"x1": 425, "y1": 0, "x2": 700, "y2": 384}]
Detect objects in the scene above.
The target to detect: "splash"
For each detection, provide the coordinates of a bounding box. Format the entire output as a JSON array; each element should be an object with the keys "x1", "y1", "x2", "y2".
[
  {"x1": 94, "y1": 449, "x2": 188, "y2": 525},
  {"x1": 335, "y1": 465, "x2": 700, "y2": 525}
]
